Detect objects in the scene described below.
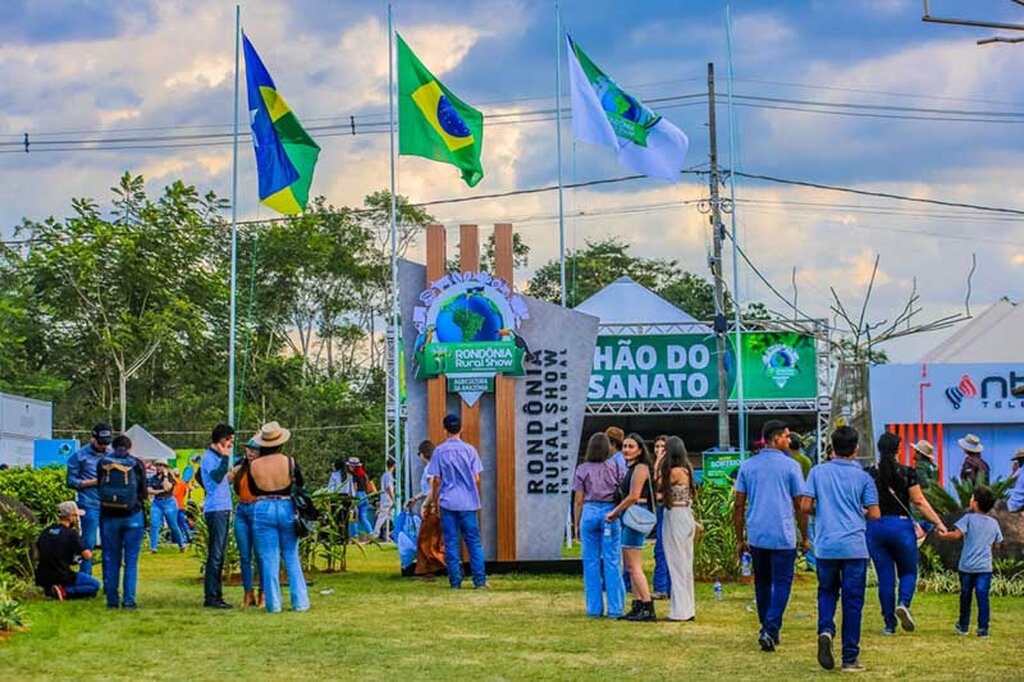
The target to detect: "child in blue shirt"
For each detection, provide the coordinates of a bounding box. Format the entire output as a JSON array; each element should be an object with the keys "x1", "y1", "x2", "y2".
[{"x1": 938, "y1": 485, "x2": 1003, "y2": 637}]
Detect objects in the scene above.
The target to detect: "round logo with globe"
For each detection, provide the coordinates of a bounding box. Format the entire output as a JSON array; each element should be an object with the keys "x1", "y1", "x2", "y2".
[
  {"x1": 413, "y1": 274, "x2": 530, "y2": 394},
  {"x1": 762, "y1": 344, "x2": 800, "y2": 389}
]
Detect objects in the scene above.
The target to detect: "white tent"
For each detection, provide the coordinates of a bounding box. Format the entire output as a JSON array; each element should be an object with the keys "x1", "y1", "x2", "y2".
[
  {"x1": 574, "y1": 276, "x2": 711, "y2": 333},
  {"x1": 920, "y1": 298, "x2": 1024, "y2": 362},
  {"x1": 123, "y1": 424, "x2": 176, "y2": 462}
]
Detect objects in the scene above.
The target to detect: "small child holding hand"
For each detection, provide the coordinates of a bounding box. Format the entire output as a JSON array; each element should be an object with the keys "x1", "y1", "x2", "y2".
[{"x1": 937, "y1": 486, "x2": 1003, "y2": 637}]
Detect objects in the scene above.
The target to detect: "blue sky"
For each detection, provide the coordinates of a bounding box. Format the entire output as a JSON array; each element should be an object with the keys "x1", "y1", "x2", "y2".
[{"x1": 2, "y1": 0, "x2": 1023, "y2": 361}]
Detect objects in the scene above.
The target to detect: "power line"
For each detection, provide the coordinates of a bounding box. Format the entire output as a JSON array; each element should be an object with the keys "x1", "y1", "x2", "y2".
[{"x1": 732, "y1": 170, "x2": 1024, "y2": 217}]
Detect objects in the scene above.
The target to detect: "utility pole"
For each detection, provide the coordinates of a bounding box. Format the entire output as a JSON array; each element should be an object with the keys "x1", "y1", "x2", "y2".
[{"x1": 707, "y1": 62, "x2": 731, "y2": 450}]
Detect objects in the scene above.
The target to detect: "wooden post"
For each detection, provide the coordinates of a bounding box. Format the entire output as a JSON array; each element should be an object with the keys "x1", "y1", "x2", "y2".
[
  {"x1": 426, "y1": 224, "x2": 447, "y2": 447},
  {"x1": 493, "y1": 223, "x2": 517, "y2": 561},
  {"x1": 459, "y1": 224, "x2": 481, "y2": 451}
]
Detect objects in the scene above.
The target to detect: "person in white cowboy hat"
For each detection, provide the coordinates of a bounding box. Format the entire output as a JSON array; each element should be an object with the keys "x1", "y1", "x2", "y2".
[
  {"x1": 911, "y1": 440, "x2": 938, "y2": 490},
  {"x1": 957, "y1": 434, "x2": 990, "y2": 484},
  {"x1": 146, "y1": 459, "x2": 186, "y2": 554},
  {"x1": 1008, "y1": 448, "x2": 1024, "y2": 513},
  {"x1": 248, "y1": 421, "x2": 310, "y2": 613}
]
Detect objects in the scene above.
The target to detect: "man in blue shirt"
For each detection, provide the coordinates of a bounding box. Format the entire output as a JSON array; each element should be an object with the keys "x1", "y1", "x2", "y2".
[
  {"x1": 733, "y1": 420, "x2": 809, "y2": 653},
  {"x1": 427, "y1": 414, "x2": 486, "y2": 589},
  {"x1": 803, "y1": 426, "x2": 880, "y2": 673},
  {"x1": 201, "y1": 423, "x2": 235, "y2": 609},
  {"x1": 1008, "y1": 448, "x2": 1024, "y2": 513},
  {"x1": 65, "y1": 423, "x2": 113, "y2": 576}
]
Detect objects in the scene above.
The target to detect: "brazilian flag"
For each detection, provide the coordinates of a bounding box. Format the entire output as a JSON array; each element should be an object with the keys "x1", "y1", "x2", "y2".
[
  {"x1": 242, "y1": 34, "x2": 320, "y2": 215},
  {"x1": 397, "y1": 34, "x2": 484, "y2": 187}
]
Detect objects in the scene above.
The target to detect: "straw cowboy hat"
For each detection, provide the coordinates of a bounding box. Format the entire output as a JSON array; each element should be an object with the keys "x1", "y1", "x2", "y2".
[
  {"x1": 957, "y1": 433, "x2": 984, "y2": 454},
  {"x1": 253, "y1": 421, "x2": 291, "y2": 448},
  {"x1": 910, "y1": 440, "x2": 935, "y2": 463},
  {"x1": 1012, "y1": 447, "x2": 1024, "y2": 463},
  {"x1": 345, "y1": 457, "x2": 362, "y2": 467}
]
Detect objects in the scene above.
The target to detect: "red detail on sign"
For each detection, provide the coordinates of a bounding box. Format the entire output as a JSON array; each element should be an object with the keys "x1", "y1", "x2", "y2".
[{"x1": 959, "y1": 375, "x2": 977, "y2": 398}]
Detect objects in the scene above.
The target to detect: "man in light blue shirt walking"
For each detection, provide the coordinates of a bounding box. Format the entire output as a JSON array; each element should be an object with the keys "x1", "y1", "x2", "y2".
[
  {"x1": 1008, "y1": 448, "x2": 1024, "y2": 513},
  {"x1": 733, "y1": 420, "x2": 809, "y2": 653},
  {"x1": 65, "y1": 423, "x2": 113, "y2": 576},
  {"x1": 427, "y1": 414, "x2": 486, "y2": 589},
  {"x1": 803, "y1": 425, "x2": 880, "y2": 673}
]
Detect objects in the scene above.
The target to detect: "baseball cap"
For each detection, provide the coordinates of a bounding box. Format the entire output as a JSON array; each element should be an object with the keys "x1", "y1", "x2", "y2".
[
  {"x1": 57, "y1": 500, "x2": 86, "y2": 518},
  {"x1": 91, "y1": 423, "x2": 113, "y2": 445},
  {"x1": 443, "y1": 413, "x2": 462, "y2": 434}
]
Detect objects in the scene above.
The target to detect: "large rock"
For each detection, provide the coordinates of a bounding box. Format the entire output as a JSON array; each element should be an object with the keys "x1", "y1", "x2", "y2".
[{"x1": 0, "y1": 492, "x2": 40, "y2": 567}]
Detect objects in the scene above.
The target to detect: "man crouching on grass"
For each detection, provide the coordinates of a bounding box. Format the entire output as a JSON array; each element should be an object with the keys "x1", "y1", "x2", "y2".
[
  {"x1": 802, "y1": 426, "x2": 880, "y2": 672},
  {"x1": 35, "y1": 501, "x2": 101, "y2": 601}
]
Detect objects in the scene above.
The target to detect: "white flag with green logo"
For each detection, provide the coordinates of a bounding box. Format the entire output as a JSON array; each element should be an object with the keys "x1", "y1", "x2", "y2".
[{"x1": 565, "y1": 33, "x2": 689, "y2": 182}]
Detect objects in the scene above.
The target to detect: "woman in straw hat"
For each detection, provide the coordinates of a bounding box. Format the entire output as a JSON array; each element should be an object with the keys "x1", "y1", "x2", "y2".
[
  {"x1": 957, "y1": 434, "x2": 990, "y2": 484},
  {"x1": 248, "y1": 421, "x2": 310, "y2": 613}
]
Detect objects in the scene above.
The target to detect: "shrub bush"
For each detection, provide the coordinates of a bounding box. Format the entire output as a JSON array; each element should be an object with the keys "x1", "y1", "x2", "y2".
[
  {"x1": 693, "y1": 482, "x2": 740, "y2": 581},
  {"x1": 0, "y1": 579, "x2": 26, "y2": 633},
  {"x1": 0, "y1": 466, "x2": 74, "y2": 524}
]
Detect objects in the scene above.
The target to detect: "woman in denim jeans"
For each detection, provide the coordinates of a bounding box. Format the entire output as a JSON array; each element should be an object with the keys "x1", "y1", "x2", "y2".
[
  {"x1": 572, "y1": 433, "x2": 626, "y2": 618},
  {"x1": 866, "y1": 432, "x2": 947, "y2": 634},
  {"x1": 229, "y1": 439, "x2": 264, "y2": 608},
  {"x1": 248, "y1": 422, "x2": 310, "y2": 613}
]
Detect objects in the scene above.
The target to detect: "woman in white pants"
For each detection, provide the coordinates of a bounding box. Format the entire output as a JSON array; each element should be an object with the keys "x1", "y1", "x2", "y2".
[{"x1": 660, "y1": 436, "x2": 698, "y2": 622}]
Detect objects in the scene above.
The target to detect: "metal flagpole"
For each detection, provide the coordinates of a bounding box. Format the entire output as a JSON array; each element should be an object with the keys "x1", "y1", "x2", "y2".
[
  {"x1": 228, "y1": 4, "x2": 241, "y2": 429},
  {"x1": 555, "y1": 1, "x2": 567, "y2": 308},
  {"x1": 725, "y1": 5, "x2": 746, "y2": 456},
  {"x1": 388, "y1": 3, "x2": 404, "y2": 514}
]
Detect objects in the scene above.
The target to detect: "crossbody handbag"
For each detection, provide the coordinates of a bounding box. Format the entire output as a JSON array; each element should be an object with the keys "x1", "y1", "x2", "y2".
[{"x1": 622, "y1": 467, "x2": 657, "y2": 535}]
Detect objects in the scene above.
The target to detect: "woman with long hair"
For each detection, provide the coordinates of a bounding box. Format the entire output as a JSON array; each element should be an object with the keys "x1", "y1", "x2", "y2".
[
  {"x1": 660, "y1": 436, "x2": 698, "y2": 621},
  {"x1": 572, "y1": 432, "x2": 626, "y2": 618},
  {"x1": 651, "y1": 435, "x2": 671, "y2": 601},
  {"x1": 248, "y1": 421, "x2": 310, "y2": 613},
  {"x1": 605, "y1": 432, "x2": 656, "y2": 622},
  {"x1": 413, "y1": 440, "x2": 446, "y2": 578},
  {"x1": 866, "y1": 432, "x2": 947, "y2": 634}
]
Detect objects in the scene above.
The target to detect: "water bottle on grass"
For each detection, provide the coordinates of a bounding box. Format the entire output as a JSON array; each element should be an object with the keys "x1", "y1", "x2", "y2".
[
  {"x1": 741, "y1": 551, "x2": 752, "y2": 577},
  {"x1": 713, "y1": 579, "x2": 723, "y2": 600}
]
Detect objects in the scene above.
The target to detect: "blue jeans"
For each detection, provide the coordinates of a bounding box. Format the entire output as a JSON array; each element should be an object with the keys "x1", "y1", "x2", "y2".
[
  {"x1": 177, "y1": 509, "x2": 192, "y2": 543},
  {"x1": 958, "y1": 572, "x2": 992, "y2": 632},
  {"x1": 254, "y1": 498, "x2": 310, "y2": 613},
  {"x1": 867, "y1": 516, "x2": 918, "y2": 630},
  {"x1": 750, "y1": 546, "x2": 797, "y2": 640},
  {"x1": 204, "y1": 510, "x2": 231, "y2": 604},
  {"x1": 817, "y1": 558, "x2": 868, "y2": 665},
  {"x1": 149, "y1": 497, "x2": 185, "y2": 550},
  {"x1": 63, "y1": 571, "x2": 101, "y2": 599},
  {"x1": 99, "y1": 511, "x2": 144, "y2": 607},
  {"x1": 580, "y1": 501, "x2": 625, "y2": 617},
  {"x1": 234, "y1": 502, "x2": 261, "y2": 592},
  {"x1": 353, "y1": 492, "x2": 374, "y2": 536},
  {"x1": 653, "y1": 505, "x2": 671, "y2": 595},
  {"x1": 79, "y1": 506, "x2": 100, "y2": 576},
  {"x1": 440, "y1": 508, "x2": 487, "y2": 588}
]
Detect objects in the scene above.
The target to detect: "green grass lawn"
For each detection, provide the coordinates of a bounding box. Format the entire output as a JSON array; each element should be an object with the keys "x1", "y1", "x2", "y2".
[{"x1": 2, "y1": 547, "x2": 1019, "y2": 680}]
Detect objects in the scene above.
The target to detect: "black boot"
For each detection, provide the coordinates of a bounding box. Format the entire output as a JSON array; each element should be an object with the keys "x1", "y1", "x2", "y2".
[
  {"x1": 627, "y1": 601, "x2": 656, "y2": 622},
  {"x1": 617, "y1": 599, "x2": 642, "y2": 620}
]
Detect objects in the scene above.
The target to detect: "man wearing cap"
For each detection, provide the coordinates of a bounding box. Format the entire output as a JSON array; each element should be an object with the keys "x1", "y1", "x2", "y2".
[
  {"x1": 35, "y1": 501, "x2": 101, "y2": 601},
  {"x1": 65, "y1": 423, "x2": 113, "y2": 576},
  {"x1": 911, "y1": 440, "x2": 938, "y2": 490},
  {"x1": 958, "y1": 434, "x2": 990, "y2": 484},
  {"x1": 427, "y1": 414, "x2": 487, "y2": 589},
  {"x1": 1008, "y1": 449, "x2": 1024, "y2": 513},
  {"x1": 147, "y1": 460, "x2": 186, "y2": 553},
  {"x1": 201, "y1": 423, "x2": 236, "y2": 609}
]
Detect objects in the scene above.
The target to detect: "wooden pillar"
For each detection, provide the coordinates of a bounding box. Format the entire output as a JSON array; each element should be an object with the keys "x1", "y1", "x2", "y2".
[
  {"x1": 426, "y1": 224, "x2": 448, "y2": 447},
  {"x1": 493, "y1": 223, "x2": 517, "y2": 561},
  {"x1": 459, "y1": 224, "x2": 481, "y2": 451}
]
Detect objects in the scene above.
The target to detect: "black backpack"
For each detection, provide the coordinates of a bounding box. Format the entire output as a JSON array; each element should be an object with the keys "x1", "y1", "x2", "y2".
[{"x1": 98, "y1": 455, "x2": 141, "y2": 516}]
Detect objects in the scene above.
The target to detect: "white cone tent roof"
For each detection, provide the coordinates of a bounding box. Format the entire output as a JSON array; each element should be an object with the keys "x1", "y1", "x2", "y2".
[
  {"x1": 574, "y1": 276, "x2": 712, "y2": 333},
  {"x1": 123, "y1": 424, "x2": 176, "y2": 462},
  {"x1": 920, "y1": 298, "x2": 1024, "y2": 362}
]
